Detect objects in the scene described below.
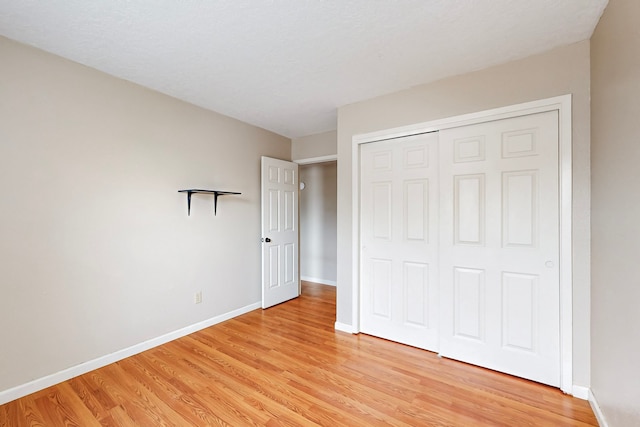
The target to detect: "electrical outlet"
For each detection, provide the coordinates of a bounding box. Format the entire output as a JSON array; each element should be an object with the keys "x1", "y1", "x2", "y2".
[{"x1": 195, "y1": 291, "x2": 202, "y2": 304}]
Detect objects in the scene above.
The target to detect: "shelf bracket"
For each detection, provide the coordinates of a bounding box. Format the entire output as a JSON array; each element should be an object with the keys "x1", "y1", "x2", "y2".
[{"x1": 186, "y1": 190, "x2": 193, "y2": 216}]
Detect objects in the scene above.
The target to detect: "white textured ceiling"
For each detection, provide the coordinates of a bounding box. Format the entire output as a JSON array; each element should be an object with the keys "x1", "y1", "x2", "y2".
[{"x1": 0, "y1": 0, "x2": 608, "y2": 138}]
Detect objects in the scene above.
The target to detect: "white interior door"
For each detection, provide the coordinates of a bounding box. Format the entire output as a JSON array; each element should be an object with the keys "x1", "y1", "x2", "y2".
[
  {"x1": 360, "y1": 133, "x2": 440, "y2": 351},
  {"x1": 261, "y1": 156, "x2": 299, "y2": 309},
  {"x1": 438, "y1": 111, "x2": 560, "y2": 386}
]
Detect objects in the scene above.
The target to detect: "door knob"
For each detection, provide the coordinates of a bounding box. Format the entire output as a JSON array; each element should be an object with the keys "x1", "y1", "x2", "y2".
[{"x1": 262, "y1": 237, "x2": 271, "y2": 243}]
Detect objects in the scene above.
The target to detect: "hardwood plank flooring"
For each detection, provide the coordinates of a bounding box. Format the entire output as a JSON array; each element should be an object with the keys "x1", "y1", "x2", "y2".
[{"x1": 0, "y1": 282, "x2": 597, "y2": 426}]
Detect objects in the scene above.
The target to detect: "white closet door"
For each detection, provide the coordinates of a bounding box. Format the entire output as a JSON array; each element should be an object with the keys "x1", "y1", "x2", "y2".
[
  {"x1": 438, "y1": 111, "x2": 560, "y2": 386},
  {"x1": 360, "y1": 133, "x2": 439, "y2": 351}
]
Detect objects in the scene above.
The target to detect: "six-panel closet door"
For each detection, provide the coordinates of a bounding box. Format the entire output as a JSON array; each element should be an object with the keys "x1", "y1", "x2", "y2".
[
  {"x1": 438, "y1": 111, "x2": 560, "y2": 386},
  {"x1": 360, "y1": 111, "x2": 561, "y2": 387},
  {"x1": 360, "y1": 133, "x2": 440, "y2": 352}
]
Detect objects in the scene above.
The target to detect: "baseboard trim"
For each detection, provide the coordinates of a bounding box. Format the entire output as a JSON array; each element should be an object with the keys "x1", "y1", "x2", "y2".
[
  {"x1": 589, "y1": 389, "x2": 609, "y2": 427},
  {"x1": 572, "y1": 385, "x2": 590, "y2": 400},
  {"x1": 0, "y1": 301, "x2": 261, "y2": 405},
  {"x1": 334, "y1": 322, "x2": 357, "y2": 334},
  {"x1": 301, "y1": 276, "x2": 336, "y2": 286}
]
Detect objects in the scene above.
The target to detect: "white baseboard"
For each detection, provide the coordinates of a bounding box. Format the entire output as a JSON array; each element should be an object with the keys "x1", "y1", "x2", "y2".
[
  {"x1": 572, "y1": 385, "x2": 590, "y2": 400},
  {"x1": 301, "y1": 276, "x2": 336, "y2": 286},
  {"x1": 0, "y1": 301, "x2": 261, "y2": 405},
  {"x1": 589, "y1": 389, "x2": 609, "y2": 427},
  {"x1": 334, "y1": 322, "x2": 357, "y2": 333}
]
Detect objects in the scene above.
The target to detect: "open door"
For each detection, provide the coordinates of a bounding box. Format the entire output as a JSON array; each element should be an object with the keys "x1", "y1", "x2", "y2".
[{"x1": 261, "y1": 156, "x2": 300, "y2": 308}]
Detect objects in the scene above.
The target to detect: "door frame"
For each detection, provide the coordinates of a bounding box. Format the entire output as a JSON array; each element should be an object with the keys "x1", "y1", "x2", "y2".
[
  {"x1": 350, "y1": 95, "x2": 573, "y2": 394},
  {"x1": 295, "y1": 156, "x2": 338, "y2": 288}
]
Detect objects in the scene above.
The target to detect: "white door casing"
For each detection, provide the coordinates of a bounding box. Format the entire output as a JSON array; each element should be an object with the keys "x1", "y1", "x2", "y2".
[
  {"x1": 438, "y1": 111, "x2": 560, "y2": 387},
  {"x1": 360, "y1": 133, "x2": 440, "y2": 351},
  {"x1": 261, "y1": 156, "x2": 299, "y2": 309},
  {"x1": 351, "y1": 95, "x2": 573, "y2": 394}
]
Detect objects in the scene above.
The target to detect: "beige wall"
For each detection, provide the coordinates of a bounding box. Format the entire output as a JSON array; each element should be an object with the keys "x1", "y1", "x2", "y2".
[
  {"x1": 0, "y1": 36, "x2": 290, "y2": 395},
  {"x1": 591, "y1": 0, "x2": 640, "y2": 425},
  {"x1": 336, "y1": 41, "x2": 591, "y2": 387},
  {"x1": 299, "y1": 162, "x2": 337, "y2": 285},
  {"x1": 291, "y1": 130, "x2": 337, "y2": 161}
]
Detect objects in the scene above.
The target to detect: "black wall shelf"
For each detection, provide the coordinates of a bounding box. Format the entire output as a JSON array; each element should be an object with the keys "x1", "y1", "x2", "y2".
[{"x1": 178, "y1": 189, "x2": 241, "y2": 216}]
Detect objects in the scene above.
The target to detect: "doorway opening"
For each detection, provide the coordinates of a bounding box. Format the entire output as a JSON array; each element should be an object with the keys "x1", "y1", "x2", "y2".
[{"x1": 299, "y1": 160, "x2": 337, "y2": 288}]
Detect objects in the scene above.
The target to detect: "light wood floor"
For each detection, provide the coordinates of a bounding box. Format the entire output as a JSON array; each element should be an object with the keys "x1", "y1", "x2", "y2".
[{"x1": 1, "y1": 282, "x2": 597, "y2": 426}]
